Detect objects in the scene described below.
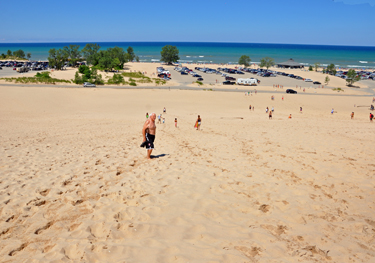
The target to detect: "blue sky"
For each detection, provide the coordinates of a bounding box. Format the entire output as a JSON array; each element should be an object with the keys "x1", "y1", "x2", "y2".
[{"x1": 1, "y1": 0, "x2": 374, "y2": 46}]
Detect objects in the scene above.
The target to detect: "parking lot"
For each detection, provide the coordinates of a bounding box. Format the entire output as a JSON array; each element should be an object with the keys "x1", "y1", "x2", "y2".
[{"x1": 166, "y1": 65, "x2": 329, "y2": 90}]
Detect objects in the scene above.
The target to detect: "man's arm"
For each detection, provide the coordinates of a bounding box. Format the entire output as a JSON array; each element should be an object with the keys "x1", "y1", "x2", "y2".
[{"x1": 142, "y1": 120, "x2": 149, "y2": 141}]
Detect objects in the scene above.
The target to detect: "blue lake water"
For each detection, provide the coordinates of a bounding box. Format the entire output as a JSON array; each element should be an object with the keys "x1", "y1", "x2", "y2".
[{"x1": 1, "y1": 42, "x2": 374, "y2": 69}]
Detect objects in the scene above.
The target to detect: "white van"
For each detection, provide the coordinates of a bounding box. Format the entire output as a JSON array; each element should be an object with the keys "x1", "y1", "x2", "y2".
[{"x1": 237, "y1": 78, "x2": 258, "y2": 86}]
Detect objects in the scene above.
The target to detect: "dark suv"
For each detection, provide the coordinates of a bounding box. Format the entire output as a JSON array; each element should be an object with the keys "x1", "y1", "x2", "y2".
[{"x1": 286, "y1": 89, "x2": 297, "y2": 94}]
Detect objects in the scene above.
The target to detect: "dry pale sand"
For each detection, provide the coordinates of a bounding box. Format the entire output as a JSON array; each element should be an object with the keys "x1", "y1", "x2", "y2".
[{"x1": 0, "y1": 85, "x2": 375, "y2": 263}]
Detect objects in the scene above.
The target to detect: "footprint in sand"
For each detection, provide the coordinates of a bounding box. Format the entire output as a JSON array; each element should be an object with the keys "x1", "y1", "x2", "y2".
[
  {"x1": 9, "y1": 243, "x2": 28, "y2": 256},
  {"x1": 259, "y1": 204, "x2": 270, "y2": 213},
  {"x1": 35, "y1": 221, "x2": 54, "y2": 235},
  {"x1": 234, "y1": 246, "x2": 262, "y2": 259}
]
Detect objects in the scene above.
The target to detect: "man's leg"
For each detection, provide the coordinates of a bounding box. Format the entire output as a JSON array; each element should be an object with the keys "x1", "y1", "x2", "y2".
[{"x1": 147, "y1": 149, "x2": 153, "y2": 159}]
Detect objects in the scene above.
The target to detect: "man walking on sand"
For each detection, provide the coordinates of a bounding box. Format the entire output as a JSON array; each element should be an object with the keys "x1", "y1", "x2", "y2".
[{"x1": 141, "y1": 113, "x2": 156, "y2": 159}]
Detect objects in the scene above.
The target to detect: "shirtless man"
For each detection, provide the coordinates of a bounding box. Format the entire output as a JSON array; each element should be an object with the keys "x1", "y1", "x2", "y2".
[{"x1": 141, "y1": 113, "x2": 156, "y2": 159}]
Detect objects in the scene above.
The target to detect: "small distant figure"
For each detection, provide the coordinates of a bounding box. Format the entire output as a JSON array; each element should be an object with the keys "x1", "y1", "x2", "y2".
[
  {"x1": 271, "y1": 95, "x2": 274, "y2": 100},
  {"x1": 162, "y1": 118, "x2": 165, "y2": 124},
  {"x1": 288, "y1": 114, "x2": 292, "y2": 119},
  {"x1": 370, "y1": 113, "x2": 374, "y2": 122},
  {"x1": 266, "y1": 107, "x2": 269, "y2": 113},
  {"x1": 303, "y1": 88, "x2": 305, "y2": 92},
  {"x1": 249, "y1": 105, "x2": 252, "y2": 110},
  {"x1": 351, "y1": 112, "x2": 354, "y2": 119},
  {"x1": 331, "y1": 109, "x2": 334, "y2": 114},
  {"x1": 195, "y1": 115, "x2": 201, "y2": 130},
  {"x1": 371, "y1": 105, "x2": 374, "y2": 110},
  {"x1": 146, "y1": 112, "x2": 149, "y2": 119},
  {"x1": 300, "y1": 107, "x2": 303, "y2": 113},
  {"x1": 163, "y1": 107, "x2": 166, "y2": 114},
  {"x1": 157, "y1": 114, "x2": 162, "y2": 124},
  {"x1": 253, "y1": 106, "x2": 255, "y2": 111},
  {"x1": 269, "y1": 111, "x2": 272, "y2": 119},
  {"x1": 282, "y1": 96, "x2": 284, "y2": 101},
  {"x1": 175, "y1": 118, "x2": 178, "y2": 127},
  {"x1": 272, "y1": 107, "x2": 274, "y2": 112},
  {"x1": 372, "y1": 97, "x2": 375, "y2": 103}
]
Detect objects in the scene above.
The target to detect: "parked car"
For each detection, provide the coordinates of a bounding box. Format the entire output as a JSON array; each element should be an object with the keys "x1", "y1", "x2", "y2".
[
  {"x1": 313, "y1": 81, "x2": 321, "y2": 85},
  {"x1": 223, "y1": 80, "x2": 236, "y2": 85},
  {"x1": 193, "y1": 74, "x2": 201, "y2": 77},
  {"x1": 83, "y1": 82, "x2": 96, "y2": 87},
  {"x1": 197, "y1": 77, "x2": 204, "y2": 81},
  {"x1": 181, "y1": 72, "x2": 188, "y2": 75},
  {"x1": 236, "y1": 71, "x2": 244, "y2": 74},
  {"x1": 304, "y1": 78, "x2": 313, "y2": 82},
  {"x1": 286, "y1": 89, "x2": 297, "y2": 94},
  {"x1": 225, "y1": 76, "x2": 236, "y2": 81}
]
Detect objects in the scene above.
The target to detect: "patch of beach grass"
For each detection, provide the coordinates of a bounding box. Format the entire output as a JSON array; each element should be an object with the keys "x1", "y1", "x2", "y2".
[
  {"x1": 332, "y1": 88, "x2": 344, "y2": 92},
  {"x1": 154, "y1": 78, "x2": 166, "y2": 85},
  {"x1": 1, "y1": 72, "x2": 71, "y2": 84}
]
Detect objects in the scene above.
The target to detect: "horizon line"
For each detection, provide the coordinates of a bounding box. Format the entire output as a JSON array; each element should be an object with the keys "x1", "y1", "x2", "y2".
[{"x1": 0, "y1": 41, "x2": 375, "y2": 48}]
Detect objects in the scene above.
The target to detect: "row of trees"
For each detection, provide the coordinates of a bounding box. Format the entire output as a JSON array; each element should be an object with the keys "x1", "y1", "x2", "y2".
[
  {"x1": 48, "y1": 44, "x2": 138, "y2": 70},
  {"x1": 238, "y1": 55, "x2": 275, "y2": 69},
  {"x1": 1, "y1": 49, "x2": 31, "y2": 59}
]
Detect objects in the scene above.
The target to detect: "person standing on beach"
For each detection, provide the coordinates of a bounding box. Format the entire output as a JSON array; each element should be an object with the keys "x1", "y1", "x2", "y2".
[
  {"x1": 269, "y1": 111, "x2": 272, "y2": 120},
  {"x1": 146, "y1": 112, "x2": 149, "y2": 119},
  {"x1": 141, "y1": 113, "x2": 156, "y2": 159},
  {"x1": 195, "y1": 115, "x2": 201, "y2": 130},
  {"x1": 370, "y1": 113, "x2": 374, "y2": 122},
  {"x1": 175, "y1": 118, "x2": 178, "y2": 128},
  {"x1": 163, "y1": 107, "x2": 166, "y2": 114},
  {"x1": 351, "y1": 112, "x2": 354, "y2": 119}
]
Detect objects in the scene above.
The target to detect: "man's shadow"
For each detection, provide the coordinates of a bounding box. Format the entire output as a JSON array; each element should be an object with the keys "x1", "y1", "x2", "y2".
[{"x1": 150, "y1": 154, "x2": 169, "y2": 159}]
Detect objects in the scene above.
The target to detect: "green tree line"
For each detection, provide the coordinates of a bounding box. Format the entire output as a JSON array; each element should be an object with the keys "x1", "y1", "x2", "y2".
[
  {"x1": 48, "y1": 44, "x2": 137, "y2": 70},
  {"x1": 1, "y1": 49, "x2": 31, "y2": 60}
]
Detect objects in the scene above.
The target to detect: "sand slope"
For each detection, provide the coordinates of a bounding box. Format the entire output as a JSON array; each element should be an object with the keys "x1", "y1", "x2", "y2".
[{"x1": 0, "y1": 86, "x2": 374, "y2": 262}]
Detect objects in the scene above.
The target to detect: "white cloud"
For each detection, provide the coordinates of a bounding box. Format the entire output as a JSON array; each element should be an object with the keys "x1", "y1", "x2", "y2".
[{"x1": 334, "y1": 0, "x2": 375, "y2": 6}]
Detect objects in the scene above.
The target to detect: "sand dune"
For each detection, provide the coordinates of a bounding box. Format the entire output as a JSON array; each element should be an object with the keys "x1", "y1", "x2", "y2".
[{"x1": 0, "y1": 86, "x2": 374, "y2": 262}]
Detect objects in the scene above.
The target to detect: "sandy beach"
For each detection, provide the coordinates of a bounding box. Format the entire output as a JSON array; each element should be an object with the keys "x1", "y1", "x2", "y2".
[{"x1": 0, "y1": 82, "x2": 374, "y2": 262}]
